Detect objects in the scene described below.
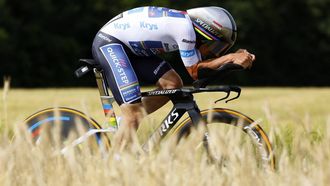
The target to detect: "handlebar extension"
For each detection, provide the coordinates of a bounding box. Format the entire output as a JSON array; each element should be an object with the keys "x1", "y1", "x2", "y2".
[{"x1": 193, "y1": 63, "x2": 244, "y2": 88}]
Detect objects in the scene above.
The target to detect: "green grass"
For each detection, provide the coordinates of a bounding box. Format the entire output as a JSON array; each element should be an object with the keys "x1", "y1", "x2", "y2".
[{"x1": 0, "y1": 87, "x2": 330, "y2": 185}]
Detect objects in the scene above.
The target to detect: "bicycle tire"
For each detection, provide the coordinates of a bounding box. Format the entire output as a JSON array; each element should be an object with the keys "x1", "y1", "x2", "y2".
[
  {"x1": 23, "y1": 107, "x2": 111, "y2": 150},
  {"x1": 172, "y1": 108, "x2": 275, "y2": 170}
]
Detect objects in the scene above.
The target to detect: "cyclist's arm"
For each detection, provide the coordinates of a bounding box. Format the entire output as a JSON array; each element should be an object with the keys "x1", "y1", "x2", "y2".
[{"x1": 186, "y1": 49, "x2": 256, "y2": 80}]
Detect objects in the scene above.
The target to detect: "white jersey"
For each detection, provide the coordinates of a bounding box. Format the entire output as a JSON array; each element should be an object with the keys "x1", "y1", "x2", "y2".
[{"x1": 100, "y1": 6, "x2": 202, "y2": 67}]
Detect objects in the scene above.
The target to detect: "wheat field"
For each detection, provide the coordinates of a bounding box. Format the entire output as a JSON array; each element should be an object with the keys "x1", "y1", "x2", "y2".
[{"x1": 0, "y1": 84, "x2": 329, "y2": 185}]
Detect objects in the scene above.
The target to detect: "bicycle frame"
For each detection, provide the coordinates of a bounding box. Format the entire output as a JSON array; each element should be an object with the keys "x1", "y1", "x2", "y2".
[
  {"x1": 66, "y1": 60, "x2": 242, "y2": 153},
  {"x1": 92, "y1": 68, "x2": 204, "y2": 148},
  {"x1": 91, "y1": 68, "x2": 240, "y2": 152}
]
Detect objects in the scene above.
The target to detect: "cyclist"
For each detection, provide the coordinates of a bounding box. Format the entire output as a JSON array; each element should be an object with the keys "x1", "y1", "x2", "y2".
[{"x1": 92, "y1": 6, "x2": 255, "y2": 144}]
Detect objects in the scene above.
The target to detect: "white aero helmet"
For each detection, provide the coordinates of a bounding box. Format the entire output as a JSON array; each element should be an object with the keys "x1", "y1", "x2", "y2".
[{"x1": 187, "y1": 7, "x2": 237, "y2": 57}]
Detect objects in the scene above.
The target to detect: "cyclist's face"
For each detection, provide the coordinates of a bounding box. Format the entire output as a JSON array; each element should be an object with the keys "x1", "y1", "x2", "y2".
[
  {"x1": 198, "y1": 40, "x2": 231, "y2": 59},
  {"x1": 198, "y1": 43, "x2": 212, "y2": 58}
]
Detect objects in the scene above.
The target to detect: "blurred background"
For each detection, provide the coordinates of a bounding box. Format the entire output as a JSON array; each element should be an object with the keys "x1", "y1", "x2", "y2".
[{"x1": 0, "y1": 0, "x2": 329, "y2": 87}]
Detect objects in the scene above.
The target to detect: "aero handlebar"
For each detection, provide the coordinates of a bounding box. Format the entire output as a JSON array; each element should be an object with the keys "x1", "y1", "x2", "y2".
[{"x1": 193, "y1": 63, "x2": 243, "y2": 88}]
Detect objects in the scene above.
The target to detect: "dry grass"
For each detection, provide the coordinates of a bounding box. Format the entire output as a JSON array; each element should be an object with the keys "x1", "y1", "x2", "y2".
[{"x1": 0, "y1": 85, "x2": 329, "y2": 186}]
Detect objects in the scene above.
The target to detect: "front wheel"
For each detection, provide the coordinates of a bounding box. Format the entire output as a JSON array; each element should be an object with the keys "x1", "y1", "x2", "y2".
[{"x1": 173, "y1": 108, "x2": 275, "y2": 170}]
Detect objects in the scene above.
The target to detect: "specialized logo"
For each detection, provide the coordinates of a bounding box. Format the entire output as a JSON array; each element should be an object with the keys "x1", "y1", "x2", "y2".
[
  {"x1": 180, "y1": 49, "x2": 195, "y2": 58},
  {"x1": 182, "y1": 39, "x2": 196, "y2": 44},
  {"x1": 140, "y1": 21, "x2": 158, "y2": 30},
  {"x1": 195, "y1": 18, "x2": 222, "y2": 39},
  {"x1": 148, "y1": 89, "x2": 177, "y2": 96},
  {"x1": 114, "y1": 23, "x2": 130, "y2": 30},
  {"x1": 159, "y1": 110, "x2": 180, "y2": 135}
]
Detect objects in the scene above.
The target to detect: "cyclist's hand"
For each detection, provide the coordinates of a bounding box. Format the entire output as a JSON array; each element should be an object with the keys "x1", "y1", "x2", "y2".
[{"x1": 229, "y1": 49, "x2": 255, "y2": 69}]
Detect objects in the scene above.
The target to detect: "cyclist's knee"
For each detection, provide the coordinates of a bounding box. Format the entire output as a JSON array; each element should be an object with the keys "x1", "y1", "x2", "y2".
[
  {"x1": 168, "y1": 77, "x2": 183, "y2": 89},
  {"x1": 158, "y1": 69, "x2": 183, "y2": 89}
]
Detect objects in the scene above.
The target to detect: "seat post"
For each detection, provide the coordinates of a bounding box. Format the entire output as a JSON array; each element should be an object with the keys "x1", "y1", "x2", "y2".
[{"x1": 93, "y1": 68, "x2": 118, "y2": 129}]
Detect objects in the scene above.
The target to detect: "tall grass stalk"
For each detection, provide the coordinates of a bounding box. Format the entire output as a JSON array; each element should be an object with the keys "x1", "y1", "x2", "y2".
[{"x1": 1, "y1": 77, "x2": 10, "y2": 133}]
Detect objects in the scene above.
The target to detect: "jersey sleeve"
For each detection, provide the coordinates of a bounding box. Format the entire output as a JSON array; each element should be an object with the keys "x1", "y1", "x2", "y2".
[
  {"x1": 179, "y1": 48, "x2": 201, "y2": 67},
  {"x1": 174, "y1": 19, "x2": 202, "y2": 67}
]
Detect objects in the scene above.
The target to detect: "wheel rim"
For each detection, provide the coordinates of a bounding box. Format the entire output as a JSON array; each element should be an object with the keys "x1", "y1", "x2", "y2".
[
  {"x1": 23, "y1": 107, "x2": 111, "y2": 150},
  {"x1": 172, "y1": 108, "x2": 275, "y2": 170}
]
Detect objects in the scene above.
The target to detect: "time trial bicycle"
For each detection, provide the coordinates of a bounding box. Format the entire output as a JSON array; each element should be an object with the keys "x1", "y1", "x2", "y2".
[{"x1": 23, "y1": 59, "x2": 275, "y2": 169}]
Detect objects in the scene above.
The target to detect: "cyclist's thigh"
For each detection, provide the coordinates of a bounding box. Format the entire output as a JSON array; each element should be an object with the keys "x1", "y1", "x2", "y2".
[
  {"x1": 157, "y1": 69, "x2": 183, "y2": 89},
  {"x1": 92, "y1": 32, "x2": 141, "y2": 105},
  {"x1": 131, "y1": 56, "x2": 173, "y2": 84}
]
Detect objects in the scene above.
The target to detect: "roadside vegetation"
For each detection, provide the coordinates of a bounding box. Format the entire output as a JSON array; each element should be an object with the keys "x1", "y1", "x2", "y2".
[{"x1": 1, "y1": 85, "x2": 329, "y2": 185}]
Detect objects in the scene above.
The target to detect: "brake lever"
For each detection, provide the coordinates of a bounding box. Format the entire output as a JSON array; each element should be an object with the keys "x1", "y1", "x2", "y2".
[{"x1": 225, "y1": 87, "x2": 241, "y2": 103}]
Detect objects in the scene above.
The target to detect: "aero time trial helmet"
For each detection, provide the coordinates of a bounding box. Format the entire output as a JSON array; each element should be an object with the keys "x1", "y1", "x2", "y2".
[{"x1": 187, "y1": 7, "x2": 237, "y2": 58}]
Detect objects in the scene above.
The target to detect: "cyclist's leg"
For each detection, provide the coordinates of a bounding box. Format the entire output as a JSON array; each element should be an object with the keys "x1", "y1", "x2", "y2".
[
  {"x1": 92, "y1": 32, "x2": 145, "y2": 145},
  {"x1": 143, "y1": 70, "x2": 183, "y2": 113},
  {"x1": 131, "y1": 57, "x2": 183, "y2": 114}
]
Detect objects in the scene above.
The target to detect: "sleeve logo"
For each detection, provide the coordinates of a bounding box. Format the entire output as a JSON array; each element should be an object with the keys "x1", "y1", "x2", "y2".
[
  {"x1": 182, "y1": 39, "x2": 196, "y2": 44},
  {"x1": 180, "y1": 49, "x2": 196, "y2": 57}
]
